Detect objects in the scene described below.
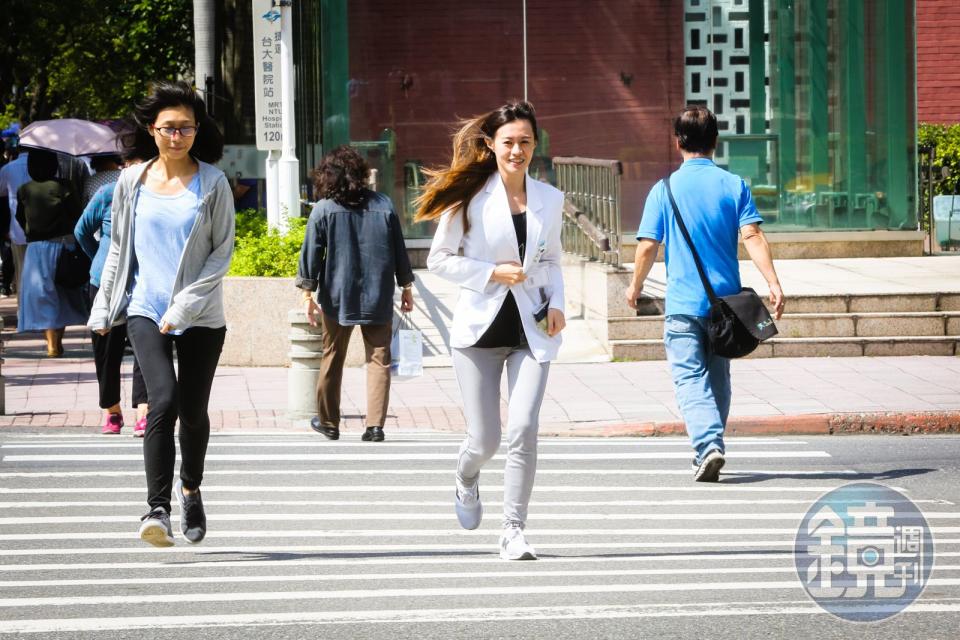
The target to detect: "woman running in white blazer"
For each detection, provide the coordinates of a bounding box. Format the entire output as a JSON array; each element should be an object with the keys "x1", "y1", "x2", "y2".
[{"x1": 416, "y1": 101, "x2": 566, "y2": 560}]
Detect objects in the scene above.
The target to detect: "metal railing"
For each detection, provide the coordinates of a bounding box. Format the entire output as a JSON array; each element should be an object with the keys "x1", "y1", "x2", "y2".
[{"x1": 553, "y1": 156, "x2": 623, "y2": 267}]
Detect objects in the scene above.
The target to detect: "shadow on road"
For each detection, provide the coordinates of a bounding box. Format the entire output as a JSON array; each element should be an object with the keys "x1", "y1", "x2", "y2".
[{"x1": 719, "y1": 468, "x2": 937, "y2": 484}]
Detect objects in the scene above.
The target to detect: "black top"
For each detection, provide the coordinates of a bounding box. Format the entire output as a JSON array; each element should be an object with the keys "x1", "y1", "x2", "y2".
[
  {"x1": 295, "y1": 189, "x2": 415, "y2": 326},
  {"x1": 472, "y1": 211, "x2": 527, "y2": 349},
  {"x1": 16, "y1": 179, "x2": 81, "y2": 242}
]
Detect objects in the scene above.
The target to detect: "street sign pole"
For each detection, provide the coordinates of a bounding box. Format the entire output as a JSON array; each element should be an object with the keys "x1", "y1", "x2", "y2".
[
  {"x1": 252, "y1": 0, "x2": 284, "y2": 229},
  {"x1": 277, "y1": 0, "x2": 299, "y2": 232}
]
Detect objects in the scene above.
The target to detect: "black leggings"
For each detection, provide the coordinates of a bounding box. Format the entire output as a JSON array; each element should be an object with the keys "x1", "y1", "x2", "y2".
[
  {"x1": 126, "y1": 316, "x2": 226, "y2": 513},
  {"x1": 89, "y1": 286, "x2": 147, "y2": 409}
]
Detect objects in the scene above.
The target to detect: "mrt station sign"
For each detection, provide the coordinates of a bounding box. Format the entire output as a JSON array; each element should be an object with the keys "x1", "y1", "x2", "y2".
[{"x1": 252, "y1": 0, "x2": 283, "y2": 151}]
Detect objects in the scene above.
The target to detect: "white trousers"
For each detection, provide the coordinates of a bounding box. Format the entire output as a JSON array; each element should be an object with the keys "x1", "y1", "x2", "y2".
[{"x1": 451, "y1": 345, "x2": 550, "y2": 527}]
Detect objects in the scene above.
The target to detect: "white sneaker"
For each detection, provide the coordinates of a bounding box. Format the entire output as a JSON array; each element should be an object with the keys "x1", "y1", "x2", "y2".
[
  {"x1": 499, "y1": 524, "x2": 537, "y2": 561},
  {"x1": 454, "y1": 479, "x2": 482, "y2": 530}
]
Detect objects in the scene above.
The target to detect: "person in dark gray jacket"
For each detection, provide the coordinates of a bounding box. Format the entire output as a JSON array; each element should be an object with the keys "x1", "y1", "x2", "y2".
[{"x1": 296, "y1": 146, "x2": 414, "y2": 443}]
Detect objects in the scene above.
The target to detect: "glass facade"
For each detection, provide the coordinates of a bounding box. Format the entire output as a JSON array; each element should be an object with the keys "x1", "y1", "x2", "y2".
[
  {"x1": 307, "y1": 1, "x2": 917, "y2": 236},
  {"x1": 687, "y1": 0, "x2": 917, "y2": 231}
]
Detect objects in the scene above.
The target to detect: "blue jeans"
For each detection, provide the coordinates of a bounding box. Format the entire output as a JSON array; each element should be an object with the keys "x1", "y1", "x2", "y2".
[{"x1": 663, "y1": 314, "x2": 731, "y2": 463}]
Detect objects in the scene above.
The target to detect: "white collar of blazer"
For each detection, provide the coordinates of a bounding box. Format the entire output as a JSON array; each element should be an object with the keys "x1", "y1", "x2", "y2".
[{"x1": 481, "y1": 172, "x2": 545, "y2": 272}]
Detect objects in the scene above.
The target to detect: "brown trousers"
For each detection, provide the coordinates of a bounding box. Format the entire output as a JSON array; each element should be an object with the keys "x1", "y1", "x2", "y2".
[{"x1": 317, "y1": 313, "x2": 392, "y2": 428}]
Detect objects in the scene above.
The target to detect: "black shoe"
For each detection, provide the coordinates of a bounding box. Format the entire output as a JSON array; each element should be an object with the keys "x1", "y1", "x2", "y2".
[
  {"x1": 174, "y1": 478, "x2": 206, "y2": 544},
  {"x1": 693, "y1": 450, "x2": 725, "y2": 483},
  {"x1": 310, "y1": 416, "x2": 340, "y2": 440},
  {"x1": 362, "y1": 426, "x2": 385, "y2": 442}
]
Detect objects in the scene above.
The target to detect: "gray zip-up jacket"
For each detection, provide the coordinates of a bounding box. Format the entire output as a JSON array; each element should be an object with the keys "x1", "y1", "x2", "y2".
[{"x1": 87, "y1": 159, "x2": 235, "y2": 332}]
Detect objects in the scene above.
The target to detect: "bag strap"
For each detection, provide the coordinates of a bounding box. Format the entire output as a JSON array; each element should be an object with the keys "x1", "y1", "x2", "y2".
[
  {"x1": 662, "y1": 176, "x2": 720, "y2": 305},
  {"x1": 392, "y1": 306, "x2": 409, "y2": 340}
]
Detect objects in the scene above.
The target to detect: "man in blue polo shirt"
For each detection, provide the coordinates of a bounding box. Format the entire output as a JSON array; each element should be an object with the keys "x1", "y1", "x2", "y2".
[{"x1": 626, "y1": 105, "x2": 785, "y2": 482}]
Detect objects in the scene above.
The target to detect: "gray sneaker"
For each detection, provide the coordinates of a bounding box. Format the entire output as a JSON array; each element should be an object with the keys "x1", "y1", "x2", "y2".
[
  {"x1": 454, "y1": 478, "x2": 483, "y2": 530},
  {"x1": 173, "y1": 477, "x2": 207, "y2": 544},
  {"x1": 693, "y1": 449, "x2": 726, "y2": 482},
  {"x1": 138, "y1": 508, "x2": 174, "y2": 547}
]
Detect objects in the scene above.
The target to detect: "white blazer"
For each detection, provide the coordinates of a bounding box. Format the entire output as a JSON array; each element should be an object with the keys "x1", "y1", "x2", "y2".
[{"x1": 427, "y1": 172, "x2": 565, "y2": 363}]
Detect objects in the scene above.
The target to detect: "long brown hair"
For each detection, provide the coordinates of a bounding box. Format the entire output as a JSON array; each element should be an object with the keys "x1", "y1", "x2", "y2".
[{"x1": 414, "y1": 101, "x2": 539, "y2": 232}]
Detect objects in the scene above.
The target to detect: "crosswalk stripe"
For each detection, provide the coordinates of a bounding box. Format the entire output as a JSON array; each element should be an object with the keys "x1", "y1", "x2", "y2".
[
  {"x1": 0, "y1": 566, "x2": 957, "y2": 590},
  {"x1": 0, "y1": 450, "x2": 833, "y2": 462},
  {"x1": 4, "y1": 600, "x2": 960, "y2": 634},
  {"x1": 3, "y1": 579, "x2": 960, "y2": 609},
  {"x1": 3, "y1": 527, "x2": 959, "y2": 541},
  {"x1": 0, "y1": 439, "x2": 812, "y2": 449},
  {"x1": 1, "y1": 484, "x2": 877, "y2": 494},
  {"x1": 0, "y1": 497, "x2": 939, "y2": 508},
  {"x1": 3, "y1": 552, "x2": 960, "y2": 573},
  {"x1": 0, "y1": 468, "x2": 861, "y2": 478},
  {"x1": 2, "y1": 511, "x2": 957, "y2": 525},
  {"x1": 4, "y1": 565, "x2": 959, "y2": 588},
  {"x1": 3, "y1": 540, "x2": 960, "y2": 557}
]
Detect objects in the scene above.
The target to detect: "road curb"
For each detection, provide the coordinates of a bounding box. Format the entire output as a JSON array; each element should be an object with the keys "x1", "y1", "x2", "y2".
[{"x1": 541, "y1": 411, "x2": 960, "y2": 438}]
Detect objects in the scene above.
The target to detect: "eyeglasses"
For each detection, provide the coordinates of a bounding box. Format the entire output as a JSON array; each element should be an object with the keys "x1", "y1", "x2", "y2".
[{"x1": 152, "y1": 125, "x2": 198, "y2": 138}]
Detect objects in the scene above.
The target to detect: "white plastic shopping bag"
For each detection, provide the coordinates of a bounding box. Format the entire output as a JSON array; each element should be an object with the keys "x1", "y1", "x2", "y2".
[{"x1": 391, "y1": 313, "x2": 423, "y2": 378}]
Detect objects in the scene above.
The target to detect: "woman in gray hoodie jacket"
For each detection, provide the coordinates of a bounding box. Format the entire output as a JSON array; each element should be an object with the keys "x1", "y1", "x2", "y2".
[{"x1": 88, "y1": 81, "x2": 235, "y2": 548}]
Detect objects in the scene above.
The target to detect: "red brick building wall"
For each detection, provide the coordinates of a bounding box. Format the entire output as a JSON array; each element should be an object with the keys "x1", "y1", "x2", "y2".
[
  {"x1": 917, "y1": 0, "x2": 960, "y2": 124},
  {"x1": 347, "y1": 0, "x2": 685, "y2": 231}
]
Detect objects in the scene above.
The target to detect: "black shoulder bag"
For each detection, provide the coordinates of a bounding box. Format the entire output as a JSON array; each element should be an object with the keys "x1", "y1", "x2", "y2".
[
  {"x1": 663, "y1": 177, "x2": 777, "y2": 358},
  {"x1": 55, "y1": 243, "x2": 92, "y2": 289}
]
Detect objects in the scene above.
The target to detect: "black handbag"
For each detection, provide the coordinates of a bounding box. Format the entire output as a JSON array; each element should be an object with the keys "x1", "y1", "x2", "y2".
[
  {"x1": 55, "y1": 243, "x2": 92, "y2": 289},
  {"x1": 663, "y1": 177, "x2": 777, "y2": 358}
]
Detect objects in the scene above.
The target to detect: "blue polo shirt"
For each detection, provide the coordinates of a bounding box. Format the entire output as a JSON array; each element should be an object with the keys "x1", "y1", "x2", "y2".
[{"x1": 637, "y1": 158, "x2": 763, "y2": 317}]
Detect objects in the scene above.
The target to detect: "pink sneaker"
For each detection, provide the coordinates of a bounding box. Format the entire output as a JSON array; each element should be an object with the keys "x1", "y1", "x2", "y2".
[
  {"x1": 133, "y1": 417, "x2": 147, "y2": 438},
  {"x1": 101, "y1": 413, "x2": 123, "y2": 435}
]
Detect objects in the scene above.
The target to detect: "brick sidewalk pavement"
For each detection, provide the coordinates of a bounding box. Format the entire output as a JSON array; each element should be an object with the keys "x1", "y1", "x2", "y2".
[{"x1": 3, "y1": 321, "x2": 960, "y2": 435}]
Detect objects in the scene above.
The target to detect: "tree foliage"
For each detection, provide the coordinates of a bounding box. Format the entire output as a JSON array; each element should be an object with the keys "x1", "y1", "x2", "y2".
[
  {"x1": 0, "y1": 0, "x2": 193, "y2": 126},
  {"x1": 919, "y1": 123, "x2": 960, "y2": 197}
]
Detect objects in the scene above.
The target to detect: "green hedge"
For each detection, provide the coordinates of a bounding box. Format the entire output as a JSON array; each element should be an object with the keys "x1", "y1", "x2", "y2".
[
  {"x1": 229, "y1": 209, "x2": 307, "y2": 277},
  {"x1": 919, "y1": 123, "x2": 960, "y2": 196}
]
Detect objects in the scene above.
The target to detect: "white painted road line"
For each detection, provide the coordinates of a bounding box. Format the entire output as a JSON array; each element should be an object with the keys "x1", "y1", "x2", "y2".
[
  {"x1": 0, "y1": 440, "x2": 812, "y2": 449},
  {"x1": 2, "y1": 540, "x2": 959, "y2": 557},
  {"x1": 4, "y1": 565, "x2": 959, "y2": 588},
  {"x1": 3, "y1": 527, "x2": 959, "y2": 541},
  {"x1": 0, "y1": 497, "x2": 938, "y2": 509},
  {"x1": 3, "y1": 552, "x2": 959, "y2": 573},
  {"x1": 2, "y1": 579, "x2": 960, "y2": 609},
  {"x1": 0, "y1": 468, "x2": 860, "y2": 479},
  {"x1": 4, "y1": 600, "x2": 960, "y2": 634},
  {"x1": 1, "y1": 511, "x2": 956, "y2": 525},
  {"x1": 0, "y1": 484, "x2": 896, "y2": 494},
  {"x1": 0, "y1": 451, "x2": 832, "y2": 462}
]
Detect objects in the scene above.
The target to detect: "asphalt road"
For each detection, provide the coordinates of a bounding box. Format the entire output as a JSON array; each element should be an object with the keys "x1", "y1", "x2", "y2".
[{"x1": 0, "y1": 430, "x2": 958, "y2": 639}]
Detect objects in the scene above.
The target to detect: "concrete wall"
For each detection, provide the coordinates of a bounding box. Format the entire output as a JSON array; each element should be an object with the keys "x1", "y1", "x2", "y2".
[
  {"x1": 221, "y1": 277, "x2": 300, "y2": 367},
  {"x1": 221, "y1": 277, "x2": 375, "y2": 368}
]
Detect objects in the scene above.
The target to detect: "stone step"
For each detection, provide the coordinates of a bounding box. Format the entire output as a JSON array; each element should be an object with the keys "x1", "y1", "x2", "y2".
[
  {"x1": 608, "y1": 312, "x2": 960, "y2": 341},
  {"x1": 606, "y1": 291, "x2": 960, "y2": 317},
  {"x1": 610, "y1": 336, "x2": 960, "y2": 361}
]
